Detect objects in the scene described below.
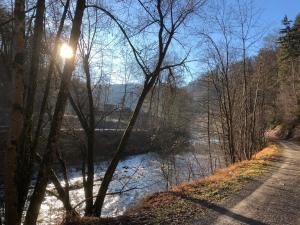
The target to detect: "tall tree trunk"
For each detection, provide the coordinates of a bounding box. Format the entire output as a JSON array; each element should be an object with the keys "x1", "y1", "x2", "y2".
[
  {"x1": 207, "y1": 79, "x2": 213, "y2": 173},
  {"x1": 223, "y1": 71, "x2": 236, "y2": 163},
  {"x1": 83, "y1": 55, "x2": 95, "y2": 215},
  {"x1": 17, "y1": 1, "x2": 45, "y2": 222},
  {"x1": 92, "y1": 79, "x2": 154, "y2": 216},
  {"x1": 32, "y1": 0, "x2": 70, "y2": 152},
  {"x1": 242, "y1": 39, "x2": 249, "y2": 160},
  {"x1": 5, "y1": 0, "x2": 25, "y2": 224},
  {"x1": 24, "y1": 1, "x2": 86, "y2": 224}
]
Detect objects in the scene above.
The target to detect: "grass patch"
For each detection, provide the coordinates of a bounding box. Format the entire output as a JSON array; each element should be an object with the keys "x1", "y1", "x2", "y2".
[
  {"x1": 62, "y1": 145, "x2": 281, "y2": 225},
  {"x1": 125, "y1": 144, "x2": 280, "y2": 225}
]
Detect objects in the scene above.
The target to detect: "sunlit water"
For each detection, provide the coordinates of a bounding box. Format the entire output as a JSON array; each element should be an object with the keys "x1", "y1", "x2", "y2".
[{"x1": 38, "y1": 148, "x2": 221, "y2": 225}]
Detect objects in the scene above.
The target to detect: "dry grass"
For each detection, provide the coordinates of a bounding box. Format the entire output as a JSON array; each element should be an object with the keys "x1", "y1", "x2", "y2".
[
  {"x1": 61, "y1": 145, "x2": 280, "y2": 225},
  {"x1": 125, "y1": 144, "x2": 280, "y2": 225},
  {"x1": 253, "y1": 144, "x2": 280, "y2": 159}
]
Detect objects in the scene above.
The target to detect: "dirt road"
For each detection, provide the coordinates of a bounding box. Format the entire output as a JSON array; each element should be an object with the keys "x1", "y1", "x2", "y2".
[{"x1": 212, "y1": 141, "x2": 300, "y2": 225}]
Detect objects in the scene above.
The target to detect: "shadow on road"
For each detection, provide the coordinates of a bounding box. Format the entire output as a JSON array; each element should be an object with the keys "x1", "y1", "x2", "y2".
[{"x1": 172, "y1": 192, "x2": 269, "y2": 225}]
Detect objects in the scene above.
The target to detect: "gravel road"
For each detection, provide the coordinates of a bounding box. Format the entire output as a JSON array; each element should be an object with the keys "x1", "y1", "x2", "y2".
[{"x1": 211, "y1": 141, "x2": 300, "y2": 225}]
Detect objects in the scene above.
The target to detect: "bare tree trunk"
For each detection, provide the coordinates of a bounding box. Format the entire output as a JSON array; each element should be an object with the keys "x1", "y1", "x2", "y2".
[
  {"x1": 88, "y1": 0, "x2": 191, "y2": 216},
  {"x1": 56, "y1": 150, "x2": 77, "y2": 216},
  {"x1": 32, "y1": 0, "x2": 70, "y2": 152},
  {"x1": 83, "y1": 55, "x2": 95, "y2": 215},
  {"x1": 17, "y1": 1, "x2": 45, "y2": 222},
  {"x1": 5, "y1": 0, "x2": 25, "y2": 224},
  {"x1": 49, "y1": 170, "x2": 75, "y2": 214},
  {"x1": 242, "y1": 38, "x2": 249, "y2": 160},
  {"x1": 24, "y1": 1, "x2": 85, "y2": 224},
  {"x1": 207, "y1": 79, "x2": 213, "y2": 173},
  {"x1": 34, "y1": 153, "x2": 75, "y2": 214},
  {"x1": 92, "y1": 83, "x2": 151, "y2": 216}
]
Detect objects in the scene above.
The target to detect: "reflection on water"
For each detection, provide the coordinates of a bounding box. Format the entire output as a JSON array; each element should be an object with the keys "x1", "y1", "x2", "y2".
[{"x1": 38, "y1": 145, "x2": 222, "y2": 225}]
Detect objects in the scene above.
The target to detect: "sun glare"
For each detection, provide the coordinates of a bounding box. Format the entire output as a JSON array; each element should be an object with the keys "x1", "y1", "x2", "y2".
[{"x1": 60, "y1": 43, "x2": 73, "y2": 59}]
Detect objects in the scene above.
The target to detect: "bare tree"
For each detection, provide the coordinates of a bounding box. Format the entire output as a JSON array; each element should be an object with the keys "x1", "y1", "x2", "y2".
[
  {"x1": 196, "y1": 0, "x2": 266, "y2": 163},
  {"x1": 67, "y1": 6, "x2": 102, "y2": 214},
  {"x1": 24, "y1": 1, "x2": 86, "y2": 224},
  {"x1": 87, "y1": 0, "x2": 203, "y2": 216}
]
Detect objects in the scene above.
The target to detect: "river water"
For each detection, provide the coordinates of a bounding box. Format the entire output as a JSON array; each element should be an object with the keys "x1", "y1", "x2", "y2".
[{"x1": 38, "y1": 140, "x2": 222, "y2": 225}]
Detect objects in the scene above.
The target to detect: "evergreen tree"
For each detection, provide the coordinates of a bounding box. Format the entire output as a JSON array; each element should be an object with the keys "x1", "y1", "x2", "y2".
[{"x1": 279, "y1": 15, "x2": 300, "y2": 59}]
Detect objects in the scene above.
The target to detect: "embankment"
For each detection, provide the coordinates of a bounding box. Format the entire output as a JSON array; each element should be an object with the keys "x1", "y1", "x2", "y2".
[
  {"x1": 266, "y1": 123, "x2": 300, "y2": 140},
  {"x1": 62, "y1": 144, "x2": 280, "y2": 225}
]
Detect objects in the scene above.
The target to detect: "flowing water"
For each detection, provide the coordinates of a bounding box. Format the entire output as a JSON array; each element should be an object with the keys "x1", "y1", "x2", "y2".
[{"x1": 38, "y1": 142, "x2": 222, "y2": 225}]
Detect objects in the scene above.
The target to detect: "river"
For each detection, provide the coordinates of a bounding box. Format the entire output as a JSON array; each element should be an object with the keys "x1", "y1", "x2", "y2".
[{"x1": 38, "y1": 140, "x2": 222, "y2": 225}]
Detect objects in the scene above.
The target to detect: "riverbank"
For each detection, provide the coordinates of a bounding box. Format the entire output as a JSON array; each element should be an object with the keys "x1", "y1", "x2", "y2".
[
  {"x1": 62, "y1": 144, "x2": 280, "y2": 225},
  {"x1": 0, "y1": 128, "x2": 191, "y2": 168}
]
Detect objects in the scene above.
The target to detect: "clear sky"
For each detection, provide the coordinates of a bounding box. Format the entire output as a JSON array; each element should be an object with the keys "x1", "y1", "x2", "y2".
[
  {"x1": 88, "y1": 1, "x2": 300, "y2": 84},
  {"x1": 254, "y1": 0, "x2": 300, "y2": 30},
  {"x1": 185, "y1": 0, "x2": 300, "y2": 82}
]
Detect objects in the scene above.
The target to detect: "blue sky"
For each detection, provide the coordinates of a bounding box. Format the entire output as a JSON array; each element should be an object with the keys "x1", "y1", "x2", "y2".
[
  {"x1": 185, "y1": 0, "x2": 300, "y2": 82},
  {"x1": 254, "y1": 0, "x2": 300, "y2": 29},
  {"x1": 86, "y1": 1, "x2": 300, "y2": 84}
]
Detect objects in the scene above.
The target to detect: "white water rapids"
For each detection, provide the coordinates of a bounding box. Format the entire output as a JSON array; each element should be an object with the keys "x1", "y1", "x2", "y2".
[{"x1": 38, "y1": 147, "x2": 221, "y2": 225}]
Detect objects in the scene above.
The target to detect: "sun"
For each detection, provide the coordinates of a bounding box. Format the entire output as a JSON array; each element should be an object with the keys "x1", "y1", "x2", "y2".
[{"x1": 60, "y1": 43, "x2": 74, "y2": 59}]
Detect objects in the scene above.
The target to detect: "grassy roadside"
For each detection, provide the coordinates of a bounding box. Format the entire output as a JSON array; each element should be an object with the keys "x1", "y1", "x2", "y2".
[{"x1": 63, "y1": 144, "x2": 281, "y2": 225}]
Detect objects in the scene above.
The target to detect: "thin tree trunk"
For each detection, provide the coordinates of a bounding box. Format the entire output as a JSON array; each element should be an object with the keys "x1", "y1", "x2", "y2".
[
  {"x1": 92, "y1": 81, "x2": 153, "y2": 216},
  {"x1": 34, "y1": 153, "x2": 75, "y2": 214},
  {"x1": 83, "y1": 55, "x2": 95, "y2": 215},
  {"x1": 32, "y1": 0, "x2": 70, "y2": 152},
  {"x1": 55, "y1": 150, "x2": 76, "y2": 215},
  {"x1": 24, "y1": 1, "x2": 85, "y2": 224},
  {"x1": 207, "y1": 79, "x2": 213, "y2": 173},
  {"x1": 242, "y1": 39, "x2": 249, "y2": 160},
  {"x1": 49, "y1": 170, "x2": 75, "y2": 214},
  {"x1": 17, "y1": 1, "x2": 45, "y2": 221},
  {"x1": 5, "y1": 0, "x2": 25, "y2": 224}
]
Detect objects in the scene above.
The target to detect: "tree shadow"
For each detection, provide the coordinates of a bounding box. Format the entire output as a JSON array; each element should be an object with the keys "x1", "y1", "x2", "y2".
[{"x1": 172, "y1": 192, "x2": 268, "y2": 225}]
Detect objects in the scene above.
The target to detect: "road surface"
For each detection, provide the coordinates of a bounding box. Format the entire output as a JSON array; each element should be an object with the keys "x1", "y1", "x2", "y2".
[{"x1": 212, "y1": 141, "x2": 300, "y2": 225}]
